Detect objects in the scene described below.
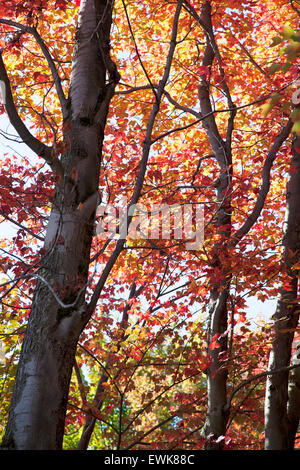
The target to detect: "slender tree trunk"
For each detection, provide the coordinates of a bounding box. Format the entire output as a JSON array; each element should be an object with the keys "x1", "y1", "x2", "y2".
[
  {"x1": 194, "y1": 1, "x2": 234, "y2": 449},
  {"x1": 204, "y1": 164, "x2": 232, "y2": 449},
  {"x1": 77, "y1": 365, "x2": 109, "y2": 450},
  {"x1": 2, "y1": 0, "x2": 119, "y2": 450},
  {"x1": 77, "y1": 282, "x2": 137, "y2": 450},
  {"x1": 264, "y1": 135, "x2": 300, "y2": 450},
  {"x1": 287, "y1": 340, "x2": 300, "y2": 449},
  {"x1": 205, "y1": 287, "x2": 230, "y2": 449}
]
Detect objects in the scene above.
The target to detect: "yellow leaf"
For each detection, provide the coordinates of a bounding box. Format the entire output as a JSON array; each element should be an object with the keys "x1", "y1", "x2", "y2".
[
  {"x1": 261, "y1": 102, "x2": 273, "y2": 117},
  {"x1": 292, "y1": 121, "x2": 300, "y2": 136}
]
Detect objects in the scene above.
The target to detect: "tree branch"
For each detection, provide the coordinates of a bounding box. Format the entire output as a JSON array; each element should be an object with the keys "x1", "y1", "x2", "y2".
[
  {"x1": 0, "y1": 51, "x2": 63, "y2": 175},
  {"x1": 0, "y1": 19, "x2": 68, "y2": 117},
  {"x1": 224, "y1": 362, "x2": 300, "y2": 412},
  {"x1": 83, "y1": 0, "x2": 184, "y2": 323},
  {"x1": 290, "y1": 0, "x2": 300, "y2": 17},
  {"x1": 231, "y1": 119, "x2": 293, "y2": 245},
  {"x1": 116, "y1": 82, "x2": 201, "y2": 118},
  {"x1": 0, "y1": 211, "x2": 44, "y2": 241},
  {"x1": 121, "y1": 0, "x2": 158, "y2": 100}
]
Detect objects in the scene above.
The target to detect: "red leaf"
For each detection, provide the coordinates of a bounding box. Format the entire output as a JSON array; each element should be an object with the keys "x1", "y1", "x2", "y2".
[{"x1": 210, "y1": 340, "x2": 221, "y2": 350}]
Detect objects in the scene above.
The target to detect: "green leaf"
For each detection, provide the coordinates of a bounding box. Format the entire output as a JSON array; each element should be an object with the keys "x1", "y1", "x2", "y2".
[
  {"x1": 292, "y1": 121, "x2": 300, "y2": 135},
  {"x1": 282, "y1": 62, "x2": 292, "y2": 72},
  {"x1": 290, "y1": 108, "x2": 300, "y2": 122},
  {"x1": 282, "y1": 24, "x2": 295, "y2": 39},
  {"x1": 261, "y1": 101, "x2": 274, "y2": 117},
  {"x1": 270, "y1": 36, "x2": 283, "y2": 47},
  {"x1": 268, "y1": 63, "x2": 281, "y2": 74}
]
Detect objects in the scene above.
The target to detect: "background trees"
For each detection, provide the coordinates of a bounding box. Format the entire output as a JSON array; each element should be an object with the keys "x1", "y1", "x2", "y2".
[{"x1": 0, "y1": 0, "x2": 299, "y2": 450}]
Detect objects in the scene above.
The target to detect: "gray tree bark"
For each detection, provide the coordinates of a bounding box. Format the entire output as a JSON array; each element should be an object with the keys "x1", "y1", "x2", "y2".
[
  {"x1": 287, "y1": 340, "x2": 300, "y2": 448},
  {"x1": 1, "y1": 0, "x2": 119, "y2": 450},
  {"x1": 184, "y1": 1, "x2": 294, "y2": 450},
  {"x1": 264, "y1": 135, "x2": 300, "y2": 450},
  {"x1": 192, "y1": 1, "x2": 234, "y2": 449}
]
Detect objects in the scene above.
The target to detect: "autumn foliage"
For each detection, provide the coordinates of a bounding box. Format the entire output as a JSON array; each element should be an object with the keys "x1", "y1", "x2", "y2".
[{"x1": 0, "y1": 0, "x2": 299, "y2": 450}]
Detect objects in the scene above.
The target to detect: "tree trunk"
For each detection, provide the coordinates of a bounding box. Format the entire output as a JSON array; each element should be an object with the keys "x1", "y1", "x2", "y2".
[
  {"x1": 204, "y1": 288, "x2": 230, "y2": 449},
  {"x1": 287, "y1": 340, "x2": 300, "y2": 449},
  {"x1": 2, "y1": 0, "x2": 119, "y2": 450},
  {"x1": 264, "y1": 135, "x2": 300, "y2": 450},
  {"x1": 195, "y1": 1, "x2": 234, "y2": 449},
  {"x1": 203, "y1": 164, "x2": 232, "y2": 449}
]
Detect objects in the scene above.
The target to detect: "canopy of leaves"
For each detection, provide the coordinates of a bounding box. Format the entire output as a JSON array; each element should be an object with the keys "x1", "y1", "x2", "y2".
[{"x1": 0, "y1": 0, "x2": 299, "y2": 450}]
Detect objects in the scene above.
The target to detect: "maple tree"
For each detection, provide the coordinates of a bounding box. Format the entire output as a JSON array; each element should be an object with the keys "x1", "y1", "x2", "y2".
[{"x1": 0, "y1": 0, "x2": 299, "y2": 451}]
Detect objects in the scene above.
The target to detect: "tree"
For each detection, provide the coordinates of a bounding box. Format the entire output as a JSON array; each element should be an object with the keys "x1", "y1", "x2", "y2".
[
  {"x1": 0, "y1": 0, "x2": 299, "y2": 450},
  {"x1": 0, "y1": 0, "x2": 120, "y2": 449},
  {"x1": 264, "y1": 125, "x2": 300, "y2": 451}
]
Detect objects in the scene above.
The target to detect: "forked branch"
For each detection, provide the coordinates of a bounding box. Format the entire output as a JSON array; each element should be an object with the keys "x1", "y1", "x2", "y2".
[{"x1": 0, "y1": 51, "x2": 63, "y2": 175}]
